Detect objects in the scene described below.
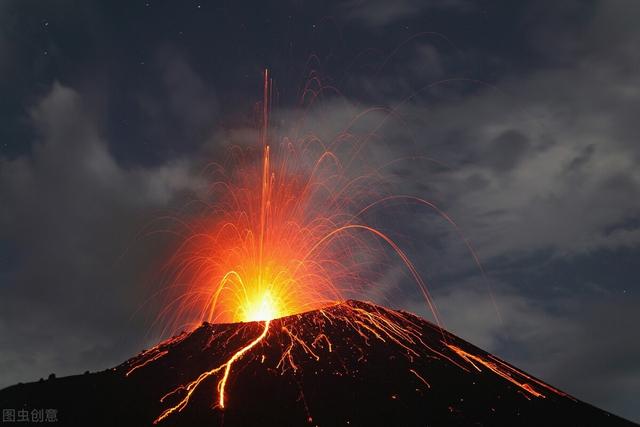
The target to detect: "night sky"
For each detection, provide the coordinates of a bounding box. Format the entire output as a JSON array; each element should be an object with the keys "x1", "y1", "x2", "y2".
[{"x1": 1, "y1": 0, "x2": 639, "y2": 422}]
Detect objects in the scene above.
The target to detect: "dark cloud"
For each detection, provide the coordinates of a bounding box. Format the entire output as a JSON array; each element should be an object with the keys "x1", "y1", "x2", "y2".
[
  {"x1": 319, "y1": 1, "x2": 640, "y2": 420},
  {"x1": 132, "y1": 47, "x2": 219, "y2": 157},
  {"x1": 340, "y1": 0, "x2": 474, "y2": 27},
  {"x1": 483, "y1": 130, "x2": 530, "y2": 173},
  {"x1": 0, "y1": 83, "x2": 200, "y2": 386}
]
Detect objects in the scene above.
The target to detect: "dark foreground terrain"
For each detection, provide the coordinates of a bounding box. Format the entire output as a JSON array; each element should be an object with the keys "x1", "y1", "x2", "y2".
[{"x1": 1, "y1": 300, "x2": 636, "y2": 426}]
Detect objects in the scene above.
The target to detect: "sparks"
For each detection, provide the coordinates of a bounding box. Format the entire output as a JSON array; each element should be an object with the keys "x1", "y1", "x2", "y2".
[
  {"x1": 445, "y1": 344, "x2": 572, "y2": 400},
  {"x1": 409, "y1": 368, "x2": 431, "y2": 388},
  {"x1": 146, "y1": 69, "x2": 481, "y2": 422},
  {"x1": 157, "y1": 69, "x2": 448, "y2": 333}
]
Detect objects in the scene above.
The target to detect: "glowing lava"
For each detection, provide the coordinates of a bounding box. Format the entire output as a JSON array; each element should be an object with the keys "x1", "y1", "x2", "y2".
[
  {"x1": 445, "y1": 344, "x2": 572, "y2": 400},
  {"x1": 122, "y1": 300, "x2": 574, "y2": 425},
  {"x1": 152, "y1": 320, "x2": 271, "y2": 424},
  {"x1": 241, "y1": 290, "x2": 281, "y2": 322},
  {"x1": 142, "y1": 69, "x2": 473, "y2": 423}
]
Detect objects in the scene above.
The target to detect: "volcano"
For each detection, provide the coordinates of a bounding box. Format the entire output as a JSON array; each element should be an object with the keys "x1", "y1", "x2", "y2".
[{"x1": 0, "y1": 300, "x2": 635, "y2": 426}]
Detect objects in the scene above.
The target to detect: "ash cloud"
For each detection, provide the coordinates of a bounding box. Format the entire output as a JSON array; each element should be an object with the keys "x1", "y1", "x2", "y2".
[{"x1": 0, "y1": 83, "x2": 200, "y2": 386}]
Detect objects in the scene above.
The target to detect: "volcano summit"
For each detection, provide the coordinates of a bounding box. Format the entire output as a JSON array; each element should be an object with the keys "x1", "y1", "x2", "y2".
[{"x1": 0, "y1": 300, "x2": 635, "y2": 426}]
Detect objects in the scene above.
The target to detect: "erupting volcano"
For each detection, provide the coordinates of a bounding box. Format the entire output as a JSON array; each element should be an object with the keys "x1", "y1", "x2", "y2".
[
  {"x1": 1, "y1": 71, "x2": 636, "y2": 426},
  {"x1": 0, "y1": 300, "x2": 635, "y2": 426},
  {"x1": 146, "y1": 70, "x2": 454, "y2": 420}
]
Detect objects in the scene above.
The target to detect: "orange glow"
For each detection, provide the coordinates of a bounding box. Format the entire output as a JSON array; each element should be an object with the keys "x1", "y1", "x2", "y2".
[
  {"x1": 149, "y1": 69, "x2": 468, "y2": 422},
  {"x1": 240, "y1": 290, "x2": 282, "y2": 322},
  {"x1": 151, "y1": 69, "x2": 434, "y2": 421},
  {"x1": 158, "y1": 69, "x2": 445, "y2": 332},
  {"x1": 126, "y1": 69, "x2": 574, "y2": 425}
]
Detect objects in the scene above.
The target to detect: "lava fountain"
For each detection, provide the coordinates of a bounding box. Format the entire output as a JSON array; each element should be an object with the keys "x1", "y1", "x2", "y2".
[
  {"x1": 158, "y1": 69, "x2": 443, "y2": 329},
  {"x1": 143, "y1": 70, "x2": 469, "y2": 423}
]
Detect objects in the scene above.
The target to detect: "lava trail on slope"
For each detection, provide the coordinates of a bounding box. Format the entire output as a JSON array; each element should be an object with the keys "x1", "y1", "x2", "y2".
[{"x1": 0, "y1": 300, "x2": 635, "y2": 426}]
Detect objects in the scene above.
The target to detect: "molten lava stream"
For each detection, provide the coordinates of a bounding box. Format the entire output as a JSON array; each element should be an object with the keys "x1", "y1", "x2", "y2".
[{"x1": 154, "y1": 320, "x2": 270, "y2": 424}]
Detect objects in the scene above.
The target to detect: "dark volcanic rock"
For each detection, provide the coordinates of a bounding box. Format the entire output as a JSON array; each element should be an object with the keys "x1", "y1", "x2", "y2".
[{"x1": 0, "y1": 300, "x2": 636, "y2": 426}]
